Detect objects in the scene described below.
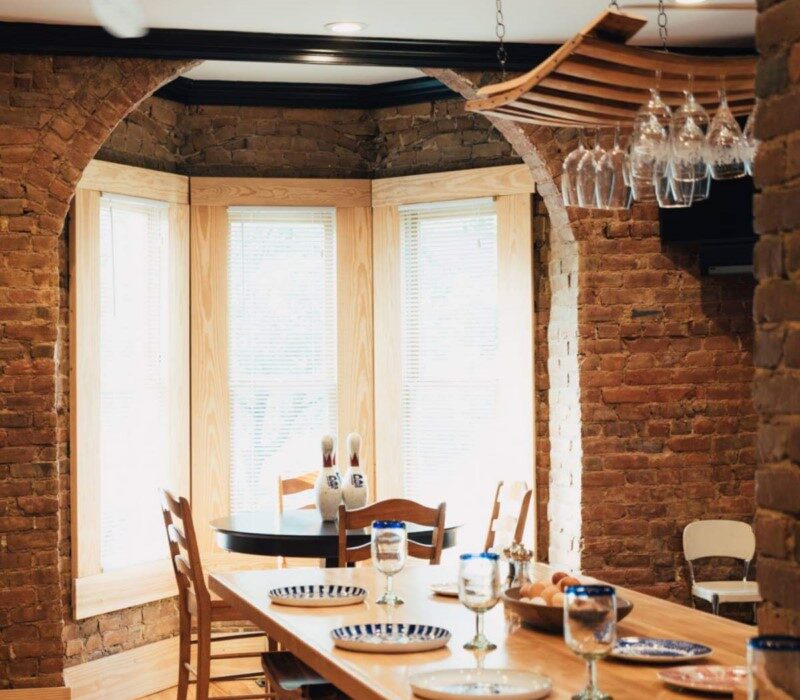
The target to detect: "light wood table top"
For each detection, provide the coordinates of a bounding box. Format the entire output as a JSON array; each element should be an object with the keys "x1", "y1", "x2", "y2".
[{"x1": 209, "y1": 563, "x2": 753, "y2": 700}]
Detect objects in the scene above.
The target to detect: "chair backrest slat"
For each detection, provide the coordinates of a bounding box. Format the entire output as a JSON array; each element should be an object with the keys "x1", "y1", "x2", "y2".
[
  {"x1": 160, "y1": 489, "x2": 211, "y2": 619},
  {"x1": 277, "y1": 471, "x2": 318, "y2": 513},
  {"x1": 484, "y1": 481, "x2": 532, "y2": 552},
  {"x1": 337, "y1": 498, "x2": 446, "y2": 567},
  {"x1": 683, "y1": 519, "x2": 756, "y2": 562}
]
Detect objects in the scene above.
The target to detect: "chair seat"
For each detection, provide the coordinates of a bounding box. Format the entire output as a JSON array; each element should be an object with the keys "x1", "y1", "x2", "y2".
[
  {"x1": 262, "y1": 651, "x2": 341, "y2": 698},
  {"x1": 692, "y1": 580, "x2": 761, "y2": 604}
]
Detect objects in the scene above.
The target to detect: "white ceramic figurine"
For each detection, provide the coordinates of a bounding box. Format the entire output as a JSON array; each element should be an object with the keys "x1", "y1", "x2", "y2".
[
  {"x1": 314, "y1": 434, "x2": 342, "y2": 521},
  {"x1": 342, "y1": 432, "x2": 368, "y2": 510}
]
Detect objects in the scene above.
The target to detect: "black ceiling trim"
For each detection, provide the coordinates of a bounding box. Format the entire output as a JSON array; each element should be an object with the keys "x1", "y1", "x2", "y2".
[
  {"x1": 155, "y1": 76, "x2": 459, "y2": 108},
  {"x1": 0, "y1": 21, "x2": 755, "y2": 72}
]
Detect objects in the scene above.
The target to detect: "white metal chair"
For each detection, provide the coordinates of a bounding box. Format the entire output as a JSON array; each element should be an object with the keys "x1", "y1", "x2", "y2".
[{"x1": 682, "y1": 519, "x2": 761, "y2": 616}]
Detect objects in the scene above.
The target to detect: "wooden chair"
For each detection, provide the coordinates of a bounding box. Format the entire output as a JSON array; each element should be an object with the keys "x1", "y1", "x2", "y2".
[
  {"x1": 277, "y1": 471, "x2": 322, "y2": 568},
  {"x1": 337, "y1": 498, "x2": 446, "y2": 566},
  {"x1": 277, "y1": 471, "x2": 318, "y2": 513},
  {"x1": 160, "y1": 490, "x2": 335, "y2": 700},
  {"x1": 484, "y1": 481, "x2": 533, "y2": 553}
]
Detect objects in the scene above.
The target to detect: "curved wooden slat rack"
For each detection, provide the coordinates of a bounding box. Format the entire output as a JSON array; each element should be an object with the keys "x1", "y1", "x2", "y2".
[{"x1": 465, "y1": 9, "x2": 756, "y2": 128}]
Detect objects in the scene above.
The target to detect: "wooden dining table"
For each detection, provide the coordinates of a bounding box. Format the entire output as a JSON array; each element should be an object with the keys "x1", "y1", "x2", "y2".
[{"x1": 209, "y1": 562, "x2": 753, "y2": 700}]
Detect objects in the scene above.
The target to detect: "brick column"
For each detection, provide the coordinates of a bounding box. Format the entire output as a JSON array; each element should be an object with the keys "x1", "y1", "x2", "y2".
[
  {"x1": 753, "y1": 0, "x2": 800, "y2": 696},
  {"x1": 0, "y1": 55, "x2": 190, "y2": 690}
]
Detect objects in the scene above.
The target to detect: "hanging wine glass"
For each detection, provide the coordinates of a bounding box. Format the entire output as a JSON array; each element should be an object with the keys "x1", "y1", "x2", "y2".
[
  {"x1": 562, "y1": 129, "x2": 587, "y2": 207},
  {"x1": 743, "y1": 109, "x2": 758, "y2": 177},
  {"x1": 707, "y1": 88, "x2": 746, "y2": 180},
  {"x1": 655, "y1": 155, "x2": 694, "y2": 208},
  {"x1": 576, "y1": 129, "x2": 606, "y2": 209},
  {"x1": 629, "y1": 85, "x2": 671, "y2": 202},
  {"x1": 670, "y1": 81, "x2": 711, "y2": 202},
  {"x1": 596, "y1": 126, "x2": 632, "y2": 210}
]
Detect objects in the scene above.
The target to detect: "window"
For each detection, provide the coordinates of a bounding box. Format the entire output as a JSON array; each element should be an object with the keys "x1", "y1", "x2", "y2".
[
  {"x1": 227, "y1": 207, "x2": 337, "y2": 513},
  {"x1": 71, "y1": 161, "x2": 189, "y2": 618},
  {"x1": 98, "y1": 195, "x2": 171, "y2": 571},
  {"x1": 399, "y1": 198, "x2": 503, "y2": 542}
]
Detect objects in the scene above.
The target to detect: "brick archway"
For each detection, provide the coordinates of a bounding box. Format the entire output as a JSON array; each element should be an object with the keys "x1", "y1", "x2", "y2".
[
  {"x1": 0, "y1": 55, "x2": 193, "y2": 689},
  {"x1": 428, "y1": 68, "x2": 584, "y2": 571}
]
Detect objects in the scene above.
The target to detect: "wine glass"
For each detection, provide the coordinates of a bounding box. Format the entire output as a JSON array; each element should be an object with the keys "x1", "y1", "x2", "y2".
[
  {"x1": 577, "y1": 130, "x2": 605, "y2": 209},
  {"x1": 707, "y1": 88, "x2": 747, "y2": 180},
  {"x1": 371, "y1": 520, "x2": 407, "y2": 605},
  {"x1": 630, "y1": 86, "x2": 671, "y2": 202},
  {"x1": 564, "y1": 585, "x2": 617, "y2": 700},
  {"x1": 655, "y1": 156, "x2": 694, "y2": 209},
  {"x1": 458, "y1": 553, "x2": 501, "y2": 651},
  {"x1": 562, "y1": 129, "x2": 587, "y2": 207},
  {"x1": 743, "y1": 110, "x2": 758, "y2": 177},
  {"x1": 596, "y1": 127, "x2": 632, "y2": 210},
  {"x1": 670, "y1": 84, "x2": 711, "y2": 202}
]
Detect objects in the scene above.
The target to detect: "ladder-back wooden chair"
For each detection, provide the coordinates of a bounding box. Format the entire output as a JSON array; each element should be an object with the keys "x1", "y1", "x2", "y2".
[
  {"x1": 277, "y1": 470, "x2": 322, "y2": 568},
  {"x1": 484, "y1": 480, "x2": 533, "y2": 553},
  {"x1": 277, "y1": 471, "x2": 318, "y2": 513},
  {"x1": 161, "y1": 490, "x2": 336, "y2": 700},
  {"x1": 337, "y1": 498, "x2": 446, "y2": 567}
]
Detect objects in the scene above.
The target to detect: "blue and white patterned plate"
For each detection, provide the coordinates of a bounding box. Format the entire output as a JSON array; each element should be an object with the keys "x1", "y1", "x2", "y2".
[
  {"x1": 612, "y1": 637, "x2": 713, "y2": 663},
  {"x1": 330, "y1": 623, "x2": 451, "y2": 653},
  {"x1": 268, "y1": 585, "x2": 367, "y2": 608},
  {"x1": 409, "y1": 668, "x2": 552, "y2": 699}
]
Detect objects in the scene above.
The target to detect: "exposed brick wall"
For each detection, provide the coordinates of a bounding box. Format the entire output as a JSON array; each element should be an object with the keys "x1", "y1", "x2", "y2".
[
  {"x1": 0, "y1": 54, "x2": 191, "y2": 689},
  {"x1": 97, "y1": 95, "x2": 520, "y2": 178},
  {"x1": 430, "y1": 69, "x2": 758, "y2": 602},
  {"x1": 753, "y1": 0, "x2": 800, "y2": 695}
]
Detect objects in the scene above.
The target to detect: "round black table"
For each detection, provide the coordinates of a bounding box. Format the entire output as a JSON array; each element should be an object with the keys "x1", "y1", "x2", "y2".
[{"x1": 210, "y1": 510, "x2": 459, "y2": 568}]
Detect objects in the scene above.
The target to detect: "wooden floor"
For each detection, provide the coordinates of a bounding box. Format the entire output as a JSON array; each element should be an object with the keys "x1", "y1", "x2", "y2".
[{"x1": 141, "y1": 679, "x2": 263, "y2": 699}]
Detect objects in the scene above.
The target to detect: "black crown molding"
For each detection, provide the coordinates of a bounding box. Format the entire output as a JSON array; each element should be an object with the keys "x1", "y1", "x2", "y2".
[
  {"x1": 156, "y1": 76, "x2": 458, "y2": 109},
  {"x1": 0, "y1": 21, "x2": 559, "y2": 71},
  {"x1": 0, "y1": 21, "x2": 754, "y2": 71}
]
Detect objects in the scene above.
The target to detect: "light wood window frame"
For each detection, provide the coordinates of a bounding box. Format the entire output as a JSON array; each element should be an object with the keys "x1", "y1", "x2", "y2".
[
  {"x1": 70, "y1": 161, "x2": 191, "y2": 619},
  {"x1": 189, "y1": 178, "x2": 375, "y2": 555},
  {"x1": 371, "y1": 165, "x2": 537, "y2": 550}
]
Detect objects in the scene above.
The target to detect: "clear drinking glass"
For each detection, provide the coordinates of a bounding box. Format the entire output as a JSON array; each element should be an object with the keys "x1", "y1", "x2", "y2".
[
  {"x1": 562, "y1": 129, "x2": 587, "y2": 207},
  {"x1": 371, "y1": 520, "x2": 407, "y2": 606},
  {"x1": 564, "y1": 585, "x2": 617, "y2": 700},
  {"x1": 670, "y1": 85, "x2": 711, "y2": 202},
  {"x1": 707, "y1": 88, "x2": 747, "y2": 180},
  {"x1": 743, "y1": 110, "x2": 758, "y2": 177},
  {"x1": 458, "y1": 552, "x2": 501, "y2": 651},
  {"x1": 596, "y1": 127, "x2": 632, "y2": 210},
  {"x1": 747, "y1": 636, "x2": 800, "y2": 700},
  {"x1": 577, "y1": 132, "x2": 605, "y2": 209}
]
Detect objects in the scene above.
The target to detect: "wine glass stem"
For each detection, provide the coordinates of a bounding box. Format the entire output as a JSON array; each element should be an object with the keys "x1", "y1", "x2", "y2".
[
  {"x1": 587, "y1": 658, "x2": 599, "y2": 694},
  {"x1": 475, "y1": 611, "x2": 484, "y2": 640},
  {"x1": 385, "y1": 573, "x2": 393, "y2": 599}
]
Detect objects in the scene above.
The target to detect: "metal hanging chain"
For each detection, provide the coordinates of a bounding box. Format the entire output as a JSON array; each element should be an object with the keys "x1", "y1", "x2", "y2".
[
  {"x1": 657, "y1": 0, "x2": 669, "y2": 50},
  {"x1": 495, "y1": 0, "x2": 508, "y2": 78},
  {"x1": 609, "y1": 0, "x2": 620, "y2": 9}
]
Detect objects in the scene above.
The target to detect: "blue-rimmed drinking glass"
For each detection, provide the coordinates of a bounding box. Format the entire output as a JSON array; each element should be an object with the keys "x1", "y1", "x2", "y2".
[
  {"x1": 747, "y1": 636, "x2": 800, "y2": 699},
  {"x1": 371, "y1": 520, "x2": 407, "y2": 605},
  {"x1": 564, "y1": 585, "x2": 617, "y2": 700},
  {"x1": 458, "y1": 552, "x2": 501, "y2": 650}
]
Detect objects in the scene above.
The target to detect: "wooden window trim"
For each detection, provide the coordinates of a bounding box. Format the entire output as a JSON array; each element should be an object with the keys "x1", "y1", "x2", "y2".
[
  {"x1": 371, "y1": 173, "x2": 536, "y2": 550},
  {"x1": 70, "y1": 161, "x2": 191, "y2": 618},
  {"x1": 190, "y1": 192, "x2": 376, "y2": 554}
]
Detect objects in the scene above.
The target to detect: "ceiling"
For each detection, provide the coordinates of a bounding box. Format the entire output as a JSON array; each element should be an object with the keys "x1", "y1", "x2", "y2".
[{"x1": 0, "y1": 0, "x2": 756, "y2": 84}]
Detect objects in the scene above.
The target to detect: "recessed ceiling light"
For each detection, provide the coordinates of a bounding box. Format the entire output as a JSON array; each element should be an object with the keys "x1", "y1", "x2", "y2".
[{"x1": 324, "y1": 21, "x2": 367, "y2": 35}]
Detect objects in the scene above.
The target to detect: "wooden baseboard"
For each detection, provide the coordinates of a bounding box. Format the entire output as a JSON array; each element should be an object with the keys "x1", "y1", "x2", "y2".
[
  {"x1": 0, "y1": 690, "x2": 70, "y2": 699},
  {"x1": 64, "y1": 634, "x2": 266, "y2": 700}
]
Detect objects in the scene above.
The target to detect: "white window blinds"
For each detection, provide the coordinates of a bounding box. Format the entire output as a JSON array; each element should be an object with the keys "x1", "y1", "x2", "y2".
[
  {"x1": 228, "y1": 207, "x2": 337, "y2": 513},
  {"x1": 99, "y1": 194, "x2": 170, "y2": 572},
  {"x1": 399, "y1": 198, "x2": 499, "y2": 543}
]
